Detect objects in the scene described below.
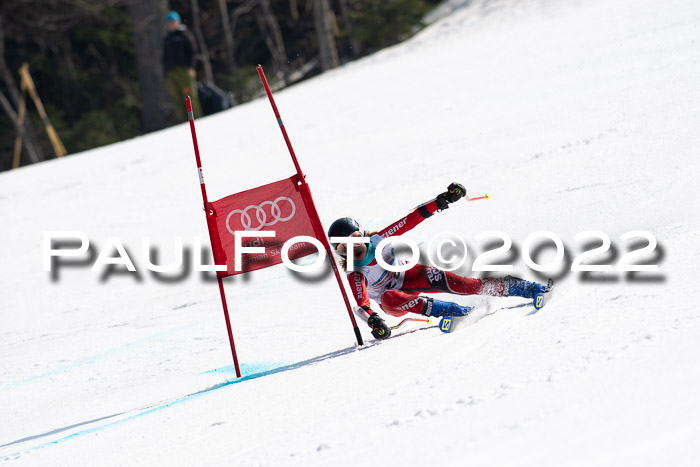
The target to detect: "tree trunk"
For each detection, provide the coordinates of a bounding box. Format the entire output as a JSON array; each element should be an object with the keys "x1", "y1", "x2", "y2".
[
  {"x1": 230, "y1": 0, "x2": 258, "y2": 59},
  {"x1": 338, "y1": 0, "x2": 361, "y2": 58},
  {"x1": 0, "y1": 91, "x2": 42, "y2": 166},
  {"x1": 191, "y1": 0, "x2": 215, "y2": 83},
  {"x1": 217, "y1": 0, "x2": 236, "y2": 76},
  {"x1": 259, "y1": 0, "x2": 289, "y2": 83},
  {"x1": 289, "y1": 0, "x2": 299, "y2": 21},
  {"x1": 314, "y1": 0, "x2": 339, "y2": 71},
  {"x1": 0, "y1": 15, "x2": 44, "y2": 165},
  {"x1": 126, "y1": 0, "x2": 176, "y2": 132}
]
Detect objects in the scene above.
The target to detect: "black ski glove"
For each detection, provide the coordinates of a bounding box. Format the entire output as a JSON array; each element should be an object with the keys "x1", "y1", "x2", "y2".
[
  {"x1": 368, "y1": 313, "x2": 391, "y2": 340},
  {"x1": 436, "y1": 182, "x2": 467, "y2": 210}
]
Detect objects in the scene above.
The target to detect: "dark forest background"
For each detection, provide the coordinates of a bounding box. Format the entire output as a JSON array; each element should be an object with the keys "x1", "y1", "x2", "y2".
[{"x1": 0, "y1": 0, "x2": 440, "y2": 172}]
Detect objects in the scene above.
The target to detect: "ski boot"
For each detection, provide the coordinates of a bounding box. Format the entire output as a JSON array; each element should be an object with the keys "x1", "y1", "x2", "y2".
[
  {"x1": 502, "y1": 276, "x2": 552, "y2": 309},
  {"x1": 368, "y1": 313, "x2": 391, "y2": 340},
  {"x1": 502, "y1": 275, "x2": 547, "y2": 298},
  {"x1": 421, "y1": 297, "x2": 472, "y2": 317}
]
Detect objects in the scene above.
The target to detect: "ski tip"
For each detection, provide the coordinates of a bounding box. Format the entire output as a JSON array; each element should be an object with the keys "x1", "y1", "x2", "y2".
[
  {"x1": 439, "y1": 316, "x2": 453, "y2": 333},
  {"x1": 534, "y1": 279, "x2": 554, "y2": 310},
  {"x1": 534, "y1": 293, "x2": 545, "y2": 310}
]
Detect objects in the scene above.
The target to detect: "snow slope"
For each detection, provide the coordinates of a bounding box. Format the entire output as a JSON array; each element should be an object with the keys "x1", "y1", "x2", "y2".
[{"x1": 2, "y1": 0, "x2": 700, "y2": 465}]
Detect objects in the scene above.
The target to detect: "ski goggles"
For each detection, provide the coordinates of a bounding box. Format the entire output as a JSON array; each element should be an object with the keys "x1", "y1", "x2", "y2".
[{"x1": 334, "y1": 230, "x2": 363, "y2": 256}]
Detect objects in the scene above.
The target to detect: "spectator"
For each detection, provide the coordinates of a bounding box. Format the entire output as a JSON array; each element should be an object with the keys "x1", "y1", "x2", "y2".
[{"x1": 163, "y1": 11, "x2": 202, "y2": 122}]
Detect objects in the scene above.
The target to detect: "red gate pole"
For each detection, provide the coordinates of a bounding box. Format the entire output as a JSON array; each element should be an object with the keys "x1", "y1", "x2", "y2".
[
  {"x1": 256, "y1": 65, "x2": 364, "y2": 346},
  {"x1": 186, "y1": 96, "x2": 242, "y2": 377}
]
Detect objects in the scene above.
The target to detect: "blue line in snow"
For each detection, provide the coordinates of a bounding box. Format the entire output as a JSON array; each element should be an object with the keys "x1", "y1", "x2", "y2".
[
  {"x1": 0, "y1": 364, "x2": 281, "y2": 460},
  {"x1": 0, "y1": 323, "x2": 198, "y2": 393},
  {"x1": 0, "y1": 345, "x2": 371, "y2": 461},
  {"x1": 1, "y1": 345, "x2": 360, "y2": 461},
  {"x1": 200, "y1": 362, "x2": 284, "y2": 375}
]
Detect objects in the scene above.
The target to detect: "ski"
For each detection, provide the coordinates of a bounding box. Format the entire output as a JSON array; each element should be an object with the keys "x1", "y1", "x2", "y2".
[
  {"x1": 438, "y1": 314, "x2": 469, "y2": 334},
  {"x1": 534, "y1": 279, "x2": 555, "y2": 310}
]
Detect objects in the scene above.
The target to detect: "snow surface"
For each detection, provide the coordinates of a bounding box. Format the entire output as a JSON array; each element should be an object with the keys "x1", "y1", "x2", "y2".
[{"x1": 2, "y1": 0, "x2": 700, "y2": 465}]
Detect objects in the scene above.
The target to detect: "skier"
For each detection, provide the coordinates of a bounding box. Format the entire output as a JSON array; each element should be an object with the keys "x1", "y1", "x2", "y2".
[{"x1": 328, "y1": 183, "x2": 550, "y2": 340}]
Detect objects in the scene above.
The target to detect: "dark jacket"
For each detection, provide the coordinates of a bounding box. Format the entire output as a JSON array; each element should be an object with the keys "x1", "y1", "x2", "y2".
[{"x1": 163, "y1": 26, "x2": 198, "y2": 72}]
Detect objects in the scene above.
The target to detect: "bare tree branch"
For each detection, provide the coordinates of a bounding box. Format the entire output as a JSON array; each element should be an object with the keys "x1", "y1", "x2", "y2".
[{"x1": 191, "y1": 0, "x2": 215, "y2": 83}]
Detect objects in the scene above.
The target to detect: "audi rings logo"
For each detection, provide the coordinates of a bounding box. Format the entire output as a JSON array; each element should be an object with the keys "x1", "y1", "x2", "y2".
[{"x1": 226, "y1": 197, "x2": 296, "y2": 233}]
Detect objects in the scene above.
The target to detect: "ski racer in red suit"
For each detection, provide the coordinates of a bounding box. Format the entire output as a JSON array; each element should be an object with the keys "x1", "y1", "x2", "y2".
[{"x1": 328, "y1": 183, "x2": 548, "y2": 340}]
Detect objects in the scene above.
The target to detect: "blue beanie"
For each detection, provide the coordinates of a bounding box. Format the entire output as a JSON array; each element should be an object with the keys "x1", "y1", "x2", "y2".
[{"x1": 165, "y1": 11, "x2": 181, "y2": 23}]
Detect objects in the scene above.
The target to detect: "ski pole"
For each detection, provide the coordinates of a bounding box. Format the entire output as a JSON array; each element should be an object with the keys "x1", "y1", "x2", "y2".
[
  {"x1": 467, "y1": 193, "x2": 491, "y2": 202},
  {"x1": 390, "y1": 317, "x2": 433, "y2": 330}
]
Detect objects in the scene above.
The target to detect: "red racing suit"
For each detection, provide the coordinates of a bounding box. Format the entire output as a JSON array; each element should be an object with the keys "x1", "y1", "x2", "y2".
[{"x1": 346, "y1": 198, "x2": 504, "y2": 317}]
